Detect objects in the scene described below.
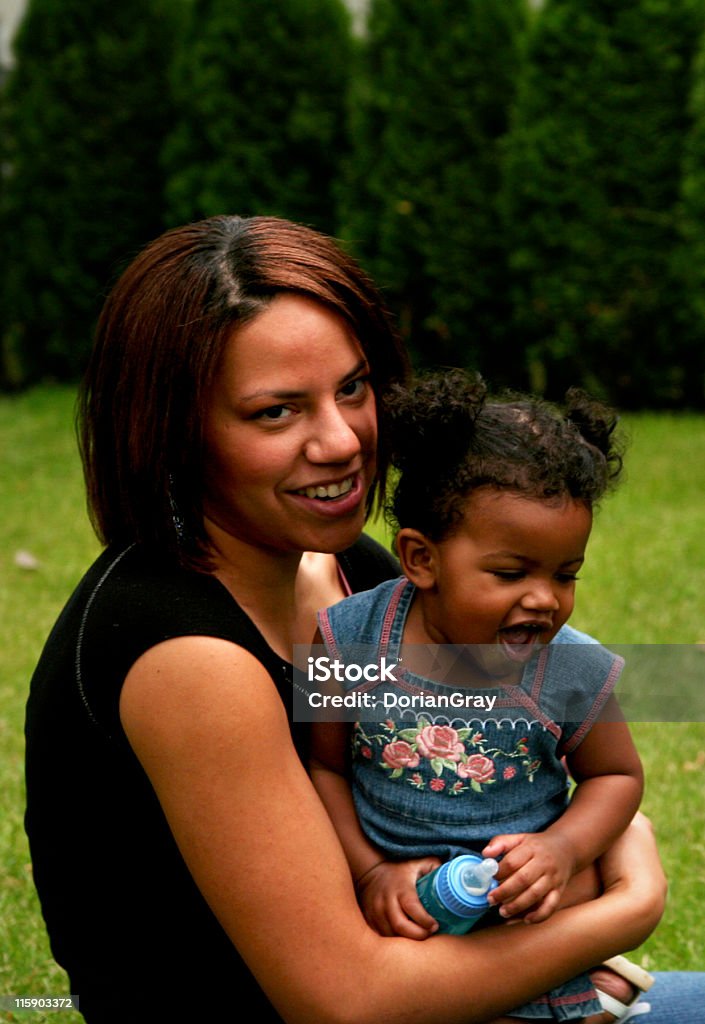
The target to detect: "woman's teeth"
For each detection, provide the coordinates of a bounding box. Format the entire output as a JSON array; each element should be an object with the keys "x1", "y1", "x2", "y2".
[{"x1": 297, "y1": 477, "x2": 354, "y2": 500}]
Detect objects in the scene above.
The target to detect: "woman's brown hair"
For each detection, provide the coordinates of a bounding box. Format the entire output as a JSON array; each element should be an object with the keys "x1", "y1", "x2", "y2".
[{"x1": 78, "y1": 215, "x2": 409, "y2": 567}]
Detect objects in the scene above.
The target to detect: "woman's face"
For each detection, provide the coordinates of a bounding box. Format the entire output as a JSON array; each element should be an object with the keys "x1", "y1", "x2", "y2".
[{"x1": 202, "y1": 294, "x2": 378, "y2": 556}]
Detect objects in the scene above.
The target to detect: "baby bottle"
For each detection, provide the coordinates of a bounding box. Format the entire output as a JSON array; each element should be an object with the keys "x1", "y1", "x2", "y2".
[{"x1": 416, "y1": 854, "x2": 499, "y2": 934}]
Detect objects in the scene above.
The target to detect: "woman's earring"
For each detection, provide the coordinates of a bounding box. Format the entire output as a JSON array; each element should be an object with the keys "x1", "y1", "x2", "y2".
[{"x1": 168, "y1": 475, "x2": 186, "y2": 542}]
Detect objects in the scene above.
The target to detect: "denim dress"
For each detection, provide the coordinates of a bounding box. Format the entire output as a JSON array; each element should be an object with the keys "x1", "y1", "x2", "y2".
[{"x1": 318, "y1": 577, "x2": 626, "y2": 1021}]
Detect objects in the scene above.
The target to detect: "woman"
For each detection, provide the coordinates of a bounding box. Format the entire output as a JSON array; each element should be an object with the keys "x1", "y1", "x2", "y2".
[{"x1": 24, "y1": 215, "x2": 696, "y2": 1023}]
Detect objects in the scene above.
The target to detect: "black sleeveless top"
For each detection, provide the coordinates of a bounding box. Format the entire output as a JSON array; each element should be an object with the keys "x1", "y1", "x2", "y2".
[{"x1": 24, "y1": 536, "x2": 398, "y2": 1023}]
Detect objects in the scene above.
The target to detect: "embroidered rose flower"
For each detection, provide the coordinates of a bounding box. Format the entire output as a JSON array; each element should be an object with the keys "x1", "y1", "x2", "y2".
[
  {"x1": 503, "y1": 765, "x2": 517, "y2": 780},
  {"x1": 382, "y1": 741, "x2": 420, "y2": 770},
  {"x1": 416, "y1": 725, "x2": 464, "y2": 762},
  {"x1": 430, "y1": 778, "x2": 446, "y2": 791},
  {"x1": 360, "y1": 746, "x2": 373, "y2": 759},
  {"x1": 457, "y1": 754, "x2": 496, "y2": 783}
]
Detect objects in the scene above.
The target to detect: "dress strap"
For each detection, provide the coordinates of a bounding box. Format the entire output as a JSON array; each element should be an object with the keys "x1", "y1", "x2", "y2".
[{"x1": 378, "y1": 578, "x2": 414, "y2": 661}]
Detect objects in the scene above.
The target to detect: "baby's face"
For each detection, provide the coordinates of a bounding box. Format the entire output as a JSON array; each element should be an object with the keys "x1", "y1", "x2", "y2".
[{"x1": 421, "y1": 489, "x2": 592, "y2": 675}]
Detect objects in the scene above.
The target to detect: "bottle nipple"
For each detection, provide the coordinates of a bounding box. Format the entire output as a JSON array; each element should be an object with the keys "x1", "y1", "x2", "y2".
[{"x1": 459, "y1": 857, "x2": 499, "y2": 896}]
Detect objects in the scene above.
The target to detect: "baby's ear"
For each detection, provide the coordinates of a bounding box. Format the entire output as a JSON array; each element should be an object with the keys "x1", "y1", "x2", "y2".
[{"x1": 396, "y1": 529, "x2": 439, "y2": 589}]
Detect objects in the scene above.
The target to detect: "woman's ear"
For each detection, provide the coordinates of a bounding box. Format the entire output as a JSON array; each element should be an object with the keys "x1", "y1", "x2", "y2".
[{"x1": 396, "y1": 528, "x2": 439, "y2": 589}]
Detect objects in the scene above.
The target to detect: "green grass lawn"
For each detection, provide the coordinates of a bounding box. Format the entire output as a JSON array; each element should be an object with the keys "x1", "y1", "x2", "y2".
[
  {"x1": 0, "y1": 386, "x2": 703, "y2": 1021},
  {"x1": 0, "y1": 387, "x2": 98, "y2": 1024}
]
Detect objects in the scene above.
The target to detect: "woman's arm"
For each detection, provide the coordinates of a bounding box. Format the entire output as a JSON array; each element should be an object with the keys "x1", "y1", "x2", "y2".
[{"x1": 120, "y1": 636, "x2": 665, "y2": 1024}]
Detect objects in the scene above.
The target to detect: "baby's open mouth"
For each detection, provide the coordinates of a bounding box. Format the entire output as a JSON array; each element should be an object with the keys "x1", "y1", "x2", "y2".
[
  {"x1": 498, "y1": 624, "x2": 545, "y2": 661},
  {"x1": 295, "y1": 476, "x2": 354, "y2": 501}
]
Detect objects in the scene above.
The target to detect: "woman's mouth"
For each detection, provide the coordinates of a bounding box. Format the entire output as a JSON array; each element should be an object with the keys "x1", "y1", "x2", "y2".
[
  {"x1": 294, "y1": 476, "x2": 354, "y2": 501},
  {"x1": 289, "y1": 473, "x2": 366, "y2": 519}
]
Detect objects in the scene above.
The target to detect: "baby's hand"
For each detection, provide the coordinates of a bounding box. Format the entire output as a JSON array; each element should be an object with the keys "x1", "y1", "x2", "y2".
[
  {"x1": 355, "y1": 857, "x2": 442, "y2": 939},
  {"x1": 483, "y1": 832, "x2": 576, "y2": 924}
]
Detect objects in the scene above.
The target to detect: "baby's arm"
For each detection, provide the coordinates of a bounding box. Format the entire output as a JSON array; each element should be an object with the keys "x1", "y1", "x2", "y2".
[
  {"x1": 309, "y1": 719, "x2": 441, "y2": 939},
  {"x1": 484, "y1": 697, "x2": 644, "y2": 924}
]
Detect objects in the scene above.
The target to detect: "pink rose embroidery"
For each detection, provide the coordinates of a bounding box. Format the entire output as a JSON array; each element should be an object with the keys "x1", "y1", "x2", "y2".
[
  {"x1": 430, "y1": 778, "x2": 446, "y2": 791},
  {"x1": 503, "y1": 765, "x2": 517, "y2": 780},
  {"x1": 382, "y1": 741, "x2": 420, "y2": 770},
  {"x1": 458, "y1": 754, "x2": 496, "y2": 783},
  {"x1": 360, "y1": 746, "x2": 373, "y2": 759},
  {"x1": 416, "y1": 725, "x2": 464, "y2": 762}
]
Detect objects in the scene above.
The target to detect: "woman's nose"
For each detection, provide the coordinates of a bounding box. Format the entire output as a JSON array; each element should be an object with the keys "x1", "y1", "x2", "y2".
[{"x1": 304, "y1": 405, "x2": 362, "y2": 464}]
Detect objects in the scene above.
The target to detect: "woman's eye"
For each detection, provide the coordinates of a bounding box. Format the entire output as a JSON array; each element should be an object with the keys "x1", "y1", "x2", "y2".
[
  {"x1": 255, "y1": 404, "x2": 294, "y2": 422},
  {"x1": 338, "y1": 377, "x2": 368, "y2": 400}
]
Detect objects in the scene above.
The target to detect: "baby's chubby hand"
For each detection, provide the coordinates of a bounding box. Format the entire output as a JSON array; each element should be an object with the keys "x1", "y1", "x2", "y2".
[
  {"x1": 355, "y1": 857, "x2": 442, "y2": 940},
  {"x1": 482, "y1": 832, "x2": 577, "y2": 924}
]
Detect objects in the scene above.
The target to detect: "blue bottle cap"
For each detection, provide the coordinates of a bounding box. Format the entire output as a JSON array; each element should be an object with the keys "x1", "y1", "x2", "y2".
[{"x1": 436, "y1": 855, "x2": 498, "y2": 918}]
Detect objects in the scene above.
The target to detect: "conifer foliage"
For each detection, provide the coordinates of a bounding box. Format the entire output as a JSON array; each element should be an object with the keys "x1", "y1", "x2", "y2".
[
  {"x1": 163, "y1": 0, "x2": 352, "y2": 234},
  {"x1": 0, "y1": 0, "x2": 177, "y2": 386},
  {"x1": 502, "y1": 0, "x2": 705, "y2": 405},
  {"x1": 339, "y1": 0, "x2": 529, "y2": 377},
  {"x1": 3, "y1": 0, "x2": 705, "y2": 407},
  {"x1": 675, "y1": 32, "x2": 705, "y2": 404}
]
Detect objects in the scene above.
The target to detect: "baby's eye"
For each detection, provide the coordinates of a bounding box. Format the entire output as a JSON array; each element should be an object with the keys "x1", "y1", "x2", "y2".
[
  {"x1": 338, "y1": 377, "x2": 368, "y2": 400},
  {"x1": 556, "y1": 572, "x2": 580, "y2": 584},
  {"x1": 255, "y1": 404, "x2": 294, "y2": 422},
  {"x1": 492, "y1": 570, "x2": 525, "y2": 581}
]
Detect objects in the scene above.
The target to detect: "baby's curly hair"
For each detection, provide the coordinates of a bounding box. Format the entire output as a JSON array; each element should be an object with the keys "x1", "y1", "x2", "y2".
[{"x1": 383, "y1": 369, "x2": 626, "y2": 540}]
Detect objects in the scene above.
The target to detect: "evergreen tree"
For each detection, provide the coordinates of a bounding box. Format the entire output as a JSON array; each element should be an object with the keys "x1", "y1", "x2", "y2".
[
  {"x1": 502, "y1": 0, "x2": 705, "y2": 407},
  {"x1": 0, "y1": 0, "x2": 178, "y2": 387},
  {"x1": 339, "y1": 0, "x2": 529, "y2": 378},
  {"x1": 674, "y1": 33, "x2": 705, "y2": 406},
  {"x1": 163, "y1": 0, "x2": 352, "y2": 235}
]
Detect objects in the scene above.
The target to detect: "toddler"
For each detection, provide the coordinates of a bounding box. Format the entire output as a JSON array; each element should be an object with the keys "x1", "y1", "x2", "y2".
[{"x1": 310, "y1": 370, "x2": 648, "y2": 1023}]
